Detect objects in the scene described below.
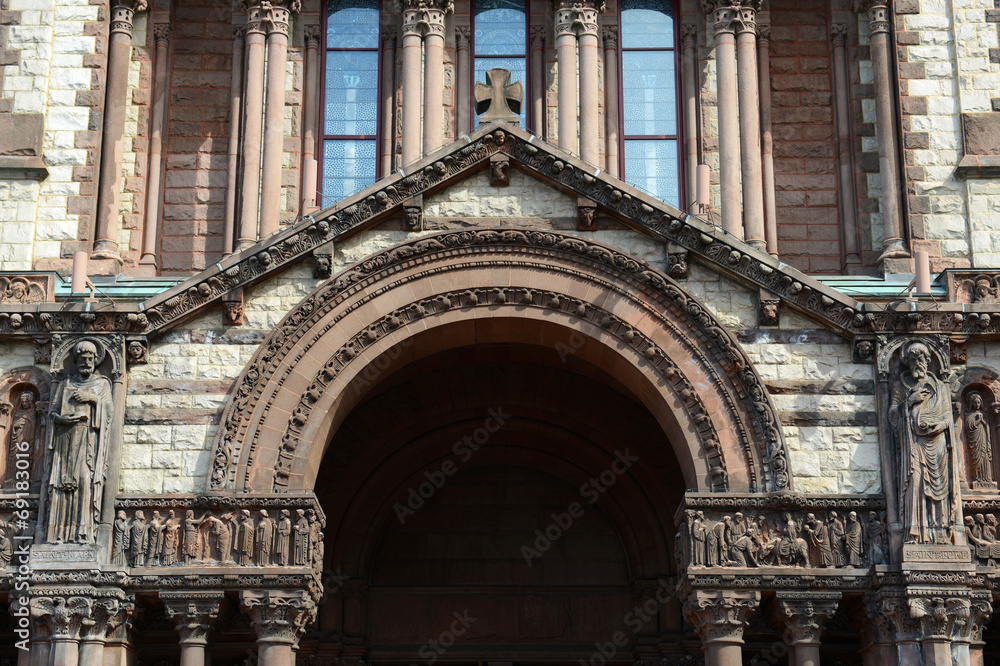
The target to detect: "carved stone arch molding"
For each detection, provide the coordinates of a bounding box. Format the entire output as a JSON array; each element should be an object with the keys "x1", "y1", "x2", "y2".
[
  {"x1": 0, "y1": 365, "x2": 50, "y2": 491},
  {"x1": 208, "y1": 230, "x2": 790, "y2": 494}
]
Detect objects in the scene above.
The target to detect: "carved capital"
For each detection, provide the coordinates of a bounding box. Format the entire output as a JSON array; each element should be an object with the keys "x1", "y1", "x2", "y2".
[
  {"x1": 109, "y1": 1, "x2": 142, "y2": 37},
  {"x1": 553, "y1": 0, "x2": 603, "y2": 38},
  {"x1": 770, "y1": 592, "x2": 841, "y2": 647},
  {"x1": 909, "y1": 595, "x2": 970, "y2": 641},
  {"x1": 756, "y1": 21, "x2": 769, "y2": 42},
  {"x1": 455, "y1": 24, "x2": 471, "y2": 50},
  {"x1": 304, "y1": 24, "x2": 321, "y2": 48},
  {"x1": 830, "y1": 23, "x2": 848, "y2": 48},
  {"x1": 31, "y1": 595, "x2": 93, "y2": 641},
  {"x1": 402, "y1": 0, "x2": 451, "y2": 38},
  {"x1": 240, "y1": 590, "x2": 316, "y2": 646},
  {"x1": 104, "y1": 599, "x2": 136, "y2": 643},
  {"x1": 680, "y1": 22, "x2": 697, "y2": 48},
  {"x1": 965, "y1": 593, "x2": 993, "y2": 644},
  {"x1": 162, "y1": 591, "x2": 224, "y2": 646},
  {"x1": 80, "y1": 597, "x2": 129, "y2": 641},
  {"x1": 854, "y1": 0, "x2": 891, "y2": 35},
  {"x1": 601, "y1": 25, "x2": 617, "y2": 49},
  {"x1": 684, "y1": 590, "x2": 759, "y2": 646},
  {"x1": 531, "y1": 26, "x2": 546, "y2": 49},
  {"x1": 152, "y1": 23, "x2": 171, "y2": 47}
]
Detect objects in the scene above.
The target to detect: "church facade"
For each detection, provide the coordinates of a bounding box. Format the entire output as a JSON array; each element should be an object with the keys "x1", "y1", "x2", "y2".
[{"x1": 2, "y1": 0, "x2": 1000, "y2": 664}]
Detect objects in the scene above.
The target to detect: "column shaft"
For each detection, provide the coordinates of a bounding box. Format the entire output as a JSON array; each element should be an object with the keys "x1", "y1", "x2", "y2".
[
  {"x1": 705, "y1": 643, "x2": 743, "y2": 666},
  {"x1": 78, "y1": 639, "x2": 105, "y2": 666},
  {"x1": 791, "y1": 644, "x2": 819, "y2": 666},
  {"x1": 455, "y1": 27, "x2": 471, "y2": 136},
  {"x1": 531, "y1": 28, "x2": 545, "y2": 136},
  {"x1": 258, "y1": 642, "x2": 293, "y2": 666},
  {"x1": 556, "y1": 30, "x2": 577, "y2": 154},
  {"x1": 48, "y1": 639, "x2": 78, "y2": 666},
  {"x1": 757, "y1": 20, "x2": 778, "y2": 256},
  {"x1": 224, "y1": 25, "x2": 246, "y2": 254},
  {"x1": 259, "y1": 16, "x2": 290, "y2": 239},
  {"x1": 602, "y1": 27, "x2": 619, "y2": 177},
  {"x1": 831, "y1": 24, "x2": 861, "y2": 268},
  {"x1": 238, "y1": 23, "x2": 267, "y2": 248},
  {"x1": 179, "y1": 642, "x2": 207, "y2": 666},
  {"x1": 92, "y1": 3, "x2": 139, "y2": 261},
  {"x1": 28, "y1": 641, "x2": 49, "y2": 666},
  {"x1": 712, "y1": 11, "x2": 741, "y2": 237},
  {"x1": 735, "y1": 12, "x2": 765, "y2": 250},
  {"x1": 381, "y1": 32, "x2": 397, "y2": 175},
  {"x1": 400, "y1": 25, "x2": 422, "y2": 165},
  {"x1": 423, "y1": 31, "x2": 445, "y2": 155},
  {"x1": 140, "y1": 24, "x2": 171, "y2": 267},
  {"x1": 681, "y1": 23, "x2": 698, "y2": 206},
  {"x1": 301, "y1": 25, "x2": 321, "y2": 210},
  {"x1": 578, "y1": 29, "x2": 600, "y2": 166}
]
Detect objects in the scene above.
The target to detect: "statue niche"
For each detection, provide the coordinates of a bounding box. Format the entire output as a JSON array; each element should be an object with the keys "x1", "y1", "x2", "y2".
[
  {"x1": 952, "y1": 370, "x2": 1000, "y2": 493},
  {"x1": 887, "y1": 339, "x2": 963, "y2": 545},
  {"x1": 44, "y1": 340, "x2": 114, "y2": 545},
  {"x1": 0, "y1": 368, "x2": 50, "y2": 492}
]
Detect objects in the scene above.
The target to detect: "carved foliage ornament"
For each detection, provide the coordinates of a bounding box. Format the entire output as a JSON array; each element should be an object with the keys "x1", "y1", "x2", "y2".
[{"x1": 683, "y1": 590, "x2": 759, "y2": 645}]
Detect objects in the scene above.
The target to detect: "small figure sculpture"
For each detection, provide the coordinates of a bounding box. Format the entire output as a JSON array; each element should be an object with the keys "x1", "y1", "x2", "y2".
[
  {"x1": 293, "y1": 509, "x2": 309, "y2": 566},
  {"x1": 128, "y1": 511, "x2": 148, "y2": 567},
  {"x1": 5, "y1": 390, "x2": 37, "y2": 485},
  {"x1": 238, "y1": 509, "x2": 255, "y2": 566},
  {"x1": 112, "y1": 510, "x2": 129, "y2": 566},
  {"x1": 255, "y1": 510, "x2": 274, "y2": 566},
  {"x1": 308, "y1": 509, "x2": 323, "y2": 569},
  {"x1": 828, "y1": 511, "x2": 846, "y2": 567},
  {"x1": 865, "y1": 511, "x2": 886, "y2": 565},
  {"x1": 215, "y1": 512, "x2": 235, "y2": 564},
  {"x1": 965, "y1": 392, "x2": 995, "y2": 488},
  {"x1": 690, "y1": 511, "x2": 707, "y2": 566},
  {"x1": 162, "y1": 510, "x2": 179, "y2": 566},
  {"x1": 276, "y1": 509, "x2": 292, "y2": 566},
  {"x1": 146, "y1": 510, "x2": 163, "y2": 566},
  {"x1": 0, "y1": 521, "x2": 13, "y2": 567},
  {"x1": 845, "y1": 511, "x2": 863, "y2": 567},
  {"x1": 183, "y1": 510, "x2": 202, "y2": 564},
  {"x1": 803, "y1": 513, "x2": 833, "y2": 567}
]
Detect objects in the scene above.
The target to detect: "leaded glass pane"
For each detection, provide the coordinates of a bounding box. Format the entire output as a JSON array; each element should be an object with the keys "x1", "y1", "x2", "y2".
[
  {"x1": 473, "y1": 57, "x2": 527, "y2": 129},
  {"x1": 324, "y1": 51, "x2": 378, "y2": 136},
  {"x1": 322, "y1": 139, "x2": 377, "y2": 202},
  {"x1": 474, "y1": 0, "x2": 526, "y2": 56},
  {"x1": 327, "y1": 0, "x2": 379, "y2": 49},
  {"x1": 624, "y1": 139, "x2": 678, "y2": 207},
  {"x1": 621, "y1": 0, "x2": 673, "y2": 49},
  {"x1": 622, "y1": 50, "x2": 676, "y2": 136}
]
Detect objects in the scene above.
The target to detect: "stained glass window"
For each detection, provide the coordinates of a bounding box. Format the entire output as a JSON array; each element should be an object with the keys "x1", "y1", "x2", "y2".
[
  {"x1": 472, "y1": 0, "x2": 527, "y2": 129},
  {"x1": 619, "y1": 0, "x2": 680, "y2": 208},
  {"x1": 320, "y1": 0, "x2": 380, "y2": 205}
]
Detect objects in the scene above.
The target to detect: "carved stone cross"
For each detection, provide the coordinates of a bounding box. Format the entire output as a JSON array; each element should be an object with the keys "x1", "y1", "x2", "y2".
[{"x1": 474, "y1": 68, "x2": 523, "y2": 124}]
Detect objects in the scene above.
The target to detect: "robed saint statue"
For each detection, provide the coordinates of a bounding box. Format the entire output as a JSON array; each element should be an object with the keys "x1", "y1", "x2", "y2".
[{"x1": 45, "y1": 341, "x2": 114, "y2": 544}]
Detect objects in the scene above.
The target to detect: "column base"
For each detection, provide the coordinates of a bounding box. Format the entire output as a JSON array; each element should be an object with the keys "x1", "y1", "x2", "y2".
[
  {"x1": 877, "y1": 239, "x2": 909, "y2": 264},
  {"x1": 91, "y1": 241, "x2": 124, "y2": 263}
]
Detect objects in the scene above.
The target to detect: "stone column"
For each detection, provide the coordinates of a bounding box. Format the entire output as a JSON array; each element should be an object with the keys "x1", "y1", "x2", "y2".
[
  {"x1": 301, "y1": 24, "x2": 321, "y2": 209},
  {"x1": 162, "y1": 591, "x2": 224, "y2": 666},
  {"x1": 258, "y1": 0, "x2": 295, "y2": 240},
  {"x1": 101, "y1": 600, "x2": 137, "y2": 666},
  {"x1": 880, "y1": 596, "x2": 922, "y2": 666},
  {"x1": 851, "y1": 599, "x2": 896, "y2": 666},
  {"x1": 139, "y1": 23, "x2": 171, "y2": 268},
  {"x1": 422, "y1": 0, "x2": 450, "y2": 157},
  {"x1": 92, "y1": 0, "x2": 147, "y2": 262},
  {"x1": 602, "y1": 25, "x2": 619, "y2": 177},
  {"x1": 239, "y1": 10, "x2": 267, "y2": 249},
  {"x1": 381, "y1": 27, "x2": 397, "y2": 175},
  {"x1": 531, "y1": 27, "x2": 545, "y2": 137},
  {"x1": 911, "y1": 596, "x2": 971, "y2": 666},
  {"x1": 555, "y1": 2, "x2": 578, "y2": 155},
  {"x1": 831, "y1": 23, "x2": 862, "y2": 270},
  {"x1": 578, "y1": 15, "x2": 601, "y2": 166},
  {"x1": 965, "y1": 594, "x2": 993, "y2": 666},
  {"x1": 241, "y1": 590, "x2": 317, "y2": 666},
  {"x1": 704, "y1": 0, "x2": 741, "y2": 238},
  {"x1": 681, "y1": 23, "x2": 698, "y2": 206},
  {"x1": 455, "y1": 25, "x2": 471, "y2": 136},
  {"x1": 855, "y1": 0, "x2": 907, "y2": 265},
  {"x1": 30, "y1": 595, "x2": 92, "y2": 666},
  {"x1": 684, "y1": 590, "x2": 759, "y2": 666},
  {"x1": 770, "y1": 592, "x2": 841, "y2": 666},
  {"x1": 224, "y1": 24, "x2": 246, "y2": 254},
  {"x1": 757, "y1": 19, "x2": 778, "y2": 256},
  {"x1": 26, "y1": 599, "x2": 50, "y2": 666},
  {"x1": 400, "y1": 7, "x2": 423, "y2": 165},
  {"x1": 734, "y1": 0, "x2": 765, "y2": 250}
]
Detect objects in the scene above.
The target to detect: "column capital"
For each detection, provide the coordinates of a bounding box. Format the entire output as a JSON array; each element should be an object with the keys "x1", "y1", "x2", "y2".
[
  {"x1": 683, "y1": 589, "x2": 759, "y2": 647},
  {"x1": 756, "y1": 20, "x2": 770, "y2": 42},
  {"x1": 531, "y1": 25, "x2": 546, "y2": 49},
  {"x1": 80, "y1": 596, "x2": 132, "y2": 643},
  {"x1": 152, "y1": 23, "x2": 171, "y2": 47},
  {"x1": 305, "y1": 24, "x2": 322, "y2": 48},
  {"x1": 680, "y1": 22, "x2": 698, "y2": 48},
  {"x1": 908, "y1": 595, "x2": 971, "y2": 641},
  {"x1": 854, "y1": 0, "x2": 891, "y2": 35},
  {"x1": 242, "y1": 0, "x2": 298, "y2": 37},
  {"x1": 402, "y1": 0, "x2": 453, "y2": 38},
  {"x1": 601, "y1": 25, "x2": 617, "y2": 49},
  {"x1": 162, "y1": 590, "x2": 224, "y2": 646},
  {"x1": 30, "y1": 595, "x2": 94, "y2": 642},
  {"x1": 769, "y1": 591, "x2": 841, "y2": 647},
  {"x1": 456, "y1": 24, "x2": 471, "y2": 50},
  {"x1": 240, "y1": 589, "x2": 317, "y2": 647},
  {"x1": 233, "y1": 24, "x2": 246, "y2": 44},
  {"x1": 110, "y1": 0, "x2": 146, "y2": 37},
  {"x1": 553, "y1": 0, "x2": 603, "y2": 38},
  {"x1": 965, "y1": 593, "x2": 993, "y2": 646}
]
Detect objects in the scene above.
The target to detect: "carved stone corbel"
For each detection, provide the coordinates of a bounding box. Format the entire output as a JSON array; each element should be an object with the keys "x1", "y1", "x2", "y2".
[
  {"x1": 759, "y1": 289, "x2": 780, "y2": 327},
  {"x1": 489, "y1": 153, "x2": 510, "y2": 187},
  {"x1": 667, "y1": 244, "x2": 688, "y2": 279},
  {"x1": 950, "y1": 337, "x2": 968, "y2": 365},
  {"x1": 126, "y1": 337, "x2": 148, "y2": 365},
  {"x1": 313, "y1": 241, "x2": 334, "y2": 279},
  {"x1": 577, "y1": 197, "x2": 597, "y2": 231},
  {"x1": 404, "y1": 195, "x2": 423, "y2": 230}
]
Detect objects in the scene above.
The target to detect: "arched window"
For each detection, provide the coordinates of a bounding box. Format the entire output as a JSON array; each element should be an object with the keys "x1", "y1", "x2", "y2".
[
  {"x1": 619, "y1": 0, "x2": 679, "y2": 207},
  {"x1": 321, "y1": 0, "x2": 380, "y2": 202},
  {"x1": 473, "y1": 0, "x2": 528, "y2": 128}
]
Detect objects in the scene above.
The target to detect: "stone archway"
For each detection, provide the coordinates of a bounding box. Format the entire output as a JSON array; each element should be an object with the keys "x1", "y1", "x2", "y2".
[{"x1": 208, "y1": 229, "x2": 789, "y2": 496}]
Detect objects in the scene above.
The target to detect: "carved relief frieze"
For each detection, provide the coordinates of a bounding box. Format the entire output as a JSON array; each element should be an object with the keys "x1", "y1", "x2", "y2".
[{"x1": 0, "y1": 274, "x2": 53, "y2": 303}]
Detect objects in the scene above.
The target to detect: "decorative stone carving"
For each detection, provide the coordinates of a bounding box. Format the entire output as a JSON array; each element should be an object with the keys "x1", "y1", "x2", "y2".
[
  {"x1": 667, "y1": 248, "x2": 688, "y2": 279},
  {"x1": 401, "y1": 0, "x2": 451, "y2": 38},
  {"x1": 403, "y1": 201, "x2": 422, "y2": 230},
  {"x1": 126, "y1": 339, "x2": 147, "y2": 365},
  {"x1": 964, "y1": 391, "x2": 995, "y2": 489},
  {"x1": 886, "y1": 338, "x2": 962, "y2": 545},
  {"x1": 162, "y1": 590, "x2": 223, "y2": 646},
  {"x1": 475, "y1": 68, "x2": 523, "y2": 124},
  {"x1": 45, "y1": 339, "x2": 115, "y2": 545},
  {"x1": 222, "y1": 289, "x2": 244, "y2": 326},
  {"x1": 241, "y1": 590, "x2": 317, "y2": 645},
  {"x1": 34, "y1": 337, "x2": 51, "y2": 365},
  {"x1": 490, "y1": 154, "x2": 510, "y2": 187},
  {"x1": 1, "y1": 380, "x2": 44, "y2": 489},
  {"x1": 683, "y1": 589, "x2": 759, "y2": 645},
  {"x1": 577, "y1": 198, "x2": 597, "y2": 231},
  {"x1": 553, "y1": 0, "x2": 603, "y2": 38},
  {"x1": 951, "y1": 337, "x2": 968, "y2": 365},
  {"x1": 0, "y1": 274, "x2": 52, "y2": 303},
  {"x1": 313, "y1": 242, "x2": 334, "y2": 279},
  {"x1": 31, "y1": 594, "x2": 93, "y2": 641},
  {"x1": 769, "y1": 592, "x2": 841, "y2": 648},
  {"x1": 759, "y1": 294, "x2": 779, "y2": 327}
]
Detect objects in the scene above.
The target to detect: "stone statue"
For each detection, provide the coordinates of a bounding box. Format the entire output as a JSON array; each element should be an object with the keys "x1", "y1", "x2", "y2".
[
  {"x1": 45, "y1": 341, "x2": 114, "y2": 544},
  {"x1": 691, "y1": 511, "x2": 707, "y2": 566},
  {"x1": 255, "y1": 510, "x2": 274, "y2": 566},
  {"x1": 112, "y1": 510, "x2": 129, "y2": 565},
  {"x1": 307, "y1": 509, "x2": 322, "y2": 569},
  {"x1": 238, "y1": 509, "x2": 255, "y2": 566},
  {"x1": 128, "y1": 511, "x2": 148, "y2": 567},
  {"x1": 276, "y1": 509, "x2": 292, "y2": 566},
  {"x1": 865, "y1": 511, "x2": 886, "y2": 565},
  {"x1": 162, "y1": 510, "x2": 178, "y2": 566},
  {"x1": 828, "y1": 511, "x2": 846, "y2": 567},
  {"x1": 965, "y1": 392, "x2": 994, "y2": 488},
  {"x1": 5, "y1": 390, "x2": 37, "y2": 484},
  {"x1": 845, "y1": 511, "x2": 863, "y2": 567},
  {"x1": 183, "y1": 509, "x2": 203, "y2": 564},
  {"x1": 146, "y1": 510, "x2": 163, "y2": 566},
  {"x1": 803, "y1": 513, "x2": 833, "y2": 567},
  {"x1": 293, "y1": 509, "x2": 309, "y2": 566},
  {"x1": 889, "y1": 341, "x2": 961, "y2": 544},
  {"x1": 214, "y1": 512, "x2": 235, "y2": 563}
]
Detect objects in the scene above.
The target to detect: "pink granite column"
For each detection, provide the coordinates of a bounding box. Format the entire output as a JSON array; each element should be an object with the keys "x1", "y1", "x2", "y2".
[
  {"x1": 734, "y1": 1, "x2": 765, "y2": 251},
  {"x1": 238, "y1": 10, "x2": 267, "y2": 249},
  {"x1": 140, "y1": 23, "x2": 171, "y2": 268},
  {"x1": 681, "y1": 22, "x2": 698, "y2": 206},
  {"x1": 857, "y1": 0, "x2": 907, "y2": 264},
  {"x1": 685, "y1": 590, "x2": 759, "y2": 666},
  {"x1": 578, "y1": 12, "x2": 601, "y2": 166},
  {"x1": 92, "y1": 0, "x2": 146, "y2": 262},
  {"x1": 301, "y1": 25, "x2": 321, "y2": 210},
  {"x1": 704, "y1": 0, "x2": 741, "y2": 239},
  {"x1": 400, "y1": 8, "x2": 422, "y2": 166},
  {"x1": 554, "y1": 2, "x2": 578, "y2": 155},
  {"x1": 163, "y1": 592, "x2": 223, "y2": 666},
  {"x1": 530, "y1": 26, "x2": 545, "y2": 136},
  {"x1": 757, "y1": 19, "x2": 778, "y2": 256},
  {"x1": 455, "y1": 25, "x2": 471, "y2": 135},
  {"x1": 602, "y1": 25, "x2": 619, "y2": 177},
  {"x1": 381, "y1": 27, "x2": 397, "y2": 175},
  {"x1": 422, "y1": 6, "x2": 447, "y2": 156},
  {"x1": 831, "y1": 23, "x2": 862, "y2": 270},
  {"x1": 258, "y1": 1, "x2": 294, "y2": 239},
  {"x1": 224, "y1": 24, "x2": 246, "y2": 254}
]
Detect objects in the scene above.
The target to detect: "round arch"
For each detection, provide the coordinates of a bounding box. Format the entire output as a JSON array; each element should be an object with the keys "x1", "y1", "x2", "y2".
[{"x1": 207, "y1": 229, "x2": 789, "y2": 494}]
